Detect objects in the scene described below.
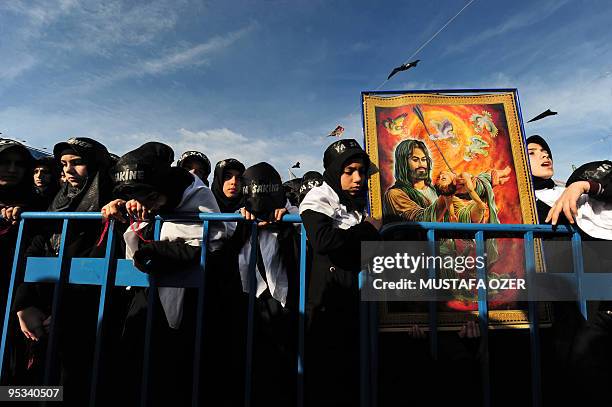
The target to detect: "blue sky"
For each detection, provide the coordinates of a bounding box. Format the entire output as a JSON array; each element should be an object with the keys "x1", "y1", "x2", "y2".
[{"x1": 1, "y1": 0, "x2": 611, "y2": 180}]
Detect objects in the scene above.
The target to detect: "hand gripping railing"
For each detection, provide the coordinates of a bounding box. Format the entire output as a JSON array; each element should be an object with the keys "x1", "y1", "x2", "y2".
[{"x1": 0, "y1": 212, "x2": 313, "y2": 407}]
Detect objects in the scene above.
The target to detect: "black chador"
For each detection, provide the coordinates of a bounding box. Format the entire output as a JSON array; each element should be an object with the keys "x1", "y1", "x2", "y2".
[{"x1": 299, "y1": 139, "x2": 380, "y2": 407}]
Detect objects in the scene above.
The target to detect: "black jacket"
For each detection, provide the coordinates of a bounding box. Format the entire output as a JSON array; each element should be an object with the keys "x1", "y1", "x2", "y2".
[
  {"x1": 301, "y1": 209, "x2": 380, "y2": 324},
  {"x1": 301, "y1": 209, "x2": 379, "y2": 407}
]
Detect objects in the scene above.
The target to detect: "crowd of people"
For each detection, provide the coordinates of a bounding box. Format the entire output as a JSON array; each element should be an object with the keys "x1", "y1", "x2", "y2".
[{"x1": 0, "y1": 134, "x2": 611, "y2": 406}]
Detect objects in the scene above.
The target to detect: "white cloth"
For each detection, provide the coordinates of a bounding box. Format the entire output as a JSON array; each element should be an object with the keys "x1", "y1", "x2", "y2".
[
  {"x1": 299, "y1": 181, "x2": 366, "y2": 230},
  {"x1": 535, "y1": 186, "x2": 612, "y2": 240},
  {"x1": 237, "y1": 199, "x2": 297, "y2": 307},
  {"x1": 575, "y1": 195, "x2": 612, "y2": 240},
  {"x1": 534, "y1": 186, "x2": 565, "y2": 208},
  {"x1": 123, "y1": 174, "x2": 225, "y2": 329}
]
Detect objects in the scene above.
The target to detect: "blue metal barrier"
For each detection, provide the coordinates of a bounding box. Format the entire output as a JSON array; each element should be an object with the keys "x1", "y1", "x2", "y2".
[
  {"x1": 0, "y1": 212, "x2": 307, "y2": 407},
  {"x1": 0, "y1": 213, "x2": 609, "y2": 407},
  {"x1": 378, "y1": 221, "x2": 603, "y2": 407}
]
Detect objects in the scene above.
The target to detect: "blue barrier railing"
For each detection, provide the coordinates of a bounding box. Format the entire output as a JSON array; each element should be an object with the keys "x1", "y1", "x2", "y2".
[
  {"x1": 378, "y1": 221, "x2": 607, "y2": 407},
  {"x1": 0, "y1": 212, "x2": 310, "y2": 407},
  {"x1": 0, "y1": 214, "x2": 608, "y2": 407}
]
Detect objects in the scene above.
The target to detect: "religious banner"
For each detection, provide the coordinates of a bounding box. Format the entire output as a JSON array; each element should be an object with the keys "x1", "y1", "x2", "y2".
[{"x1": 362, "y1": 90, "x2": 549, "y2": 330}]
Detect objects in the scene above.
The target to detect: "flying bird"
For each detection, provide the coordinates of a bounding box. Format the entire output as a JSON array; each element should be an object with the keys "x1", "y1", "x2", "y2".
[
  {"x1": 328, "y1": 125, "x2": 345, "y2": 137},
  {"x1": 527, "y1": 109, "x2": 557, "y2": 123},
  {"x1": 292, "y1": 162, "x2": 300, "y2": 169},
  {"x1": 387, "y1": 59, "x2": 420, "y2": 80}
]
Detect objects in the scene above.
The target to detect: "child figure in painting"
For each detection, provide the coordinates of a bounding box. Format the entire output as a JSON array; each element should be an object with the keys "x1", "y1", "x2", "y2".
[{"x1": 433, "y1": 167, "x2": 512, "y2": 224}]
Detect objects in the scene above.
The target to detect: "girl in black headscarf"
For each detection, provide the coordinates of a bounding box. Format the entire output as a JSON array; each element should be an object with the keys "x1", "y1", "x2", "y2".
[
  {"x1": 209, "y1": 158, "x2": 246, "y2": 301},
  {"x1": 211, "y1": 158, "x2": 245, "y2": 213},
  {"x1": 299, "y1": 139, "x2": 381, "y2": 407},
  {"x1": 0, "y1": 139, "x2": 42, "y2": 329},
  {"x1": 525, "y1": 134, "x2": 612, "y2": 405},
  {"x1": 32, "y1": 157, "x2": 60, "y2": 207},
  {"x1": 527, "y1": 136, "x2": 612, "y2": 405},
  {"x1": 11, "y1": 137, "x2": 113, "y2": 404},
  {"x1": 0, "y1": 139, "x2": 37, "y2": 219},
  {"x1": 178, "y1": 150, "x2": 212, "y2": 186},
  {"x1": 103, "y1": 142, "x2": 225, "y2": 407},
  {"x1": 527, "y1": 135, "x2": 572, "y2": 226},
  {"x1": 197, "y1": 158, "x2": 248, "y2": 405}
]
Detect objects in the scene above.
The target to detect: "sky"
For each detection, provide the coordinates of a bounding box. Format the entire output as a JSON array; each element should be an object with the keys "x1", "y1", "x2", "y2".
[{"x1": 0, "y1": 0, "x2": 611, "y2": 181}]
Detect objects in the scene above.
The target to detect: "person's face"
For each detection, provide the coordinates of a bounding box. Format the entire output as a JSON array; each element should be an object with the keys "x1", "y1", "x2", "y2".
[
  {"x1": 437, "y1": 171, "x2": 454, "y2": 187},
  {"x1": 60, "y1": 154, "x2": 88, "y2": 188},
  {"x1": 435, "y1": 171, "x2": 457, "y2": 196},
  {"x1": 222, "y1": 169, "x2": 242, "y2": 198},
  {"x1": 33, "y1": 166, "x2": 53, "y2": 188},
  {"x1": 0, "y1": 150, "x2": 28, "y2": 187},
  {"x1": 408, "y1": 148, "x2": 429, "y2": 181},
  {"x1": 340, "y1": 159, "x2": 366, "y2": 195},
  {"x1": 184, "y1": 160, "x2": 208, "y2": 182},
  {"x1": 527, "y1": 143, "x2": 554, "y2": 179}
]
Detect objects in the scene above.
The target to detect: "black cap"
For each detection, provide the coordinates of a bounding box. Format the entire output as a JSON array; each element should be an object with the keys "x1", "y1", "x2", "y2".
[
  {"x1": 178, "y1": 151, "x2": 211, "y2": 175},
  {"x1": 324, "y1": 139, "x2": 366, "y2": 169},
  {"x1": 52, "y1": 137, "x2": 111, "y2": 173},
  {"x1": 33, "y1": 156, "x2": 59, "y2": 177},
  {"x1": 112, "y1": 142, "x2": 175, "y2": 200},
  {"x1": 109, "y1": 153, "x2": 120, "y2": 164},
  {"x1": 0, "y1": 138, "x2": 33, "y2": 164},
  {"x1": 242, "y1": 162, "x2": 285, "y2": 218},
  {"x1": 299, "y1": 171, "x2": 323, "y2": 197},
  {"x1": 567, "y1": 160, "x2": 612, "y2": 186},
  {"x1": 216, "y1": 158, "x2": 245, "y2": 174},
  {"x1": 526, "y1": 135, "x2": 552, "y2": 160},
  {"x1": 34, "y1": 156, "x2": 55, "y2": 167},
  {"x1": 323, "y1": 139, "x2": 377, "y2": 176},
  {"x1": 53, "y1": 137, "x2": 107, "y2": 160}
]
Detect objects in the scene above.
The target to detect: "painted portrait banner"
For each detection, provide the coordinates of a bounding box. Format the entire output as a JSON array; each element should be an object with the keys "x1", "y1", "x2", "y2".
[{"x1": 362, "y1": 90, "x2": 549, "y2": 330}]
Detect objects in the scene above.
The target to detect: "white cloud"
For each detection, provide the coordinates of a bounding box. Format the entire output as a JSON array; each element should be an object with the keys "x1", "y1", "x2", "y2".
[
  {"x1": 1, "y1": 0, "x2": 78, "y2": 29},
  {"x1": 0, "y1": 0, "x2": 200, "y2": 83},
  {"x1": 50, "y1": 0, "x2": 186, "y2": 56},
  {"x1": 2, "y1": 0, "x2": 186, "y2": 55},
  {"x1": 141, "y1": 23, "x2": 257, "y2": 75},
  {"x1": 0, "y1": 54, "x2": 37, "y2": 80},
  {"x1": 52, "y1": 23, "x2": 257, "y2": 95},
  {"x1": 155, "y1": 128, "x2": 321, "y2": 180}
]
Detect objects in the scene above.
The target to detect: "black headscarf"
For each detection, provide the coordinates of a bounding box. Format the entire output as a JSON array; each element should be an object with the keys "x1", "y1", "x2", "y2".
[
  {"x1": 112, "y1": 142, "x2": 193, "y2": 210},
  {"x1": 283, "y1": 178, "x2": 302, "y2": 207},
  {"x1": 323, "y1": 139, "x2": 371, "y2": 212},
  {"x1": 299, "y1": 170, "x2": 323, "y2": 203},
  {"x1": 242, "y1": 162, "x2": 286, "y2": 218},
  {"x1": 49, "y1": 137, "x2": 112, "y2": 212},
  {"x1": 0, "y1": 139, "x2": 35, "y2": 208},
  {"x1": 211, "y1": 158, "x2": 245, "y2": 213},
  {"x1": 178, "y1": 150, "x2": 211, "y2": 186},
  {"x1": 33, "y1": 156, "x2": 60, "y2": 199},
  {"x1": 567, "y1": 160, "x2": 612, "y2": 186},
  {"x1": 526, "y1": 135, "x2": 556, "y2": 190}
]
